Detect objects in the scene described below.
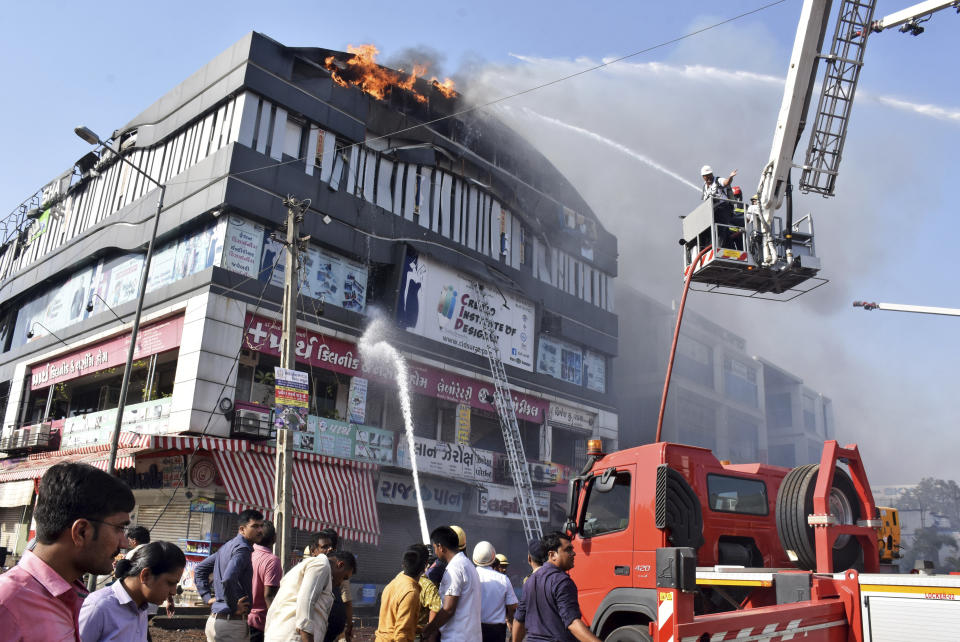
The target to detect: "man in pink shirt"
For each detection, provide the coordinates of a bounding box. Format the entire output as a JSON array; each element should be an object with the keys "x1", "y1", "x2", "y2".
[
  {"x1": 249, "y1": 520, "x2": 283, "y2": 641},
  {"x1": 0, "y1": 462, "x2": 135, "y2": 641}
]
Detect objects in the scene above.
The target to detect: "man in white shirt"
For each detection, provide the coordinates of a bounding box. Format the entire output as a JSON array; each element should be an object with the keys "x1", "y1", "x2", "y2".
[
  {"x1": 420, "y1": 526, "x2": 481, "y2": 642},
  {"x1": 472, "y1": 542, "x2": 517, "y2": 642},
  {"x1": 264, "y1": 548, "x2": 355, "y2": 642}
]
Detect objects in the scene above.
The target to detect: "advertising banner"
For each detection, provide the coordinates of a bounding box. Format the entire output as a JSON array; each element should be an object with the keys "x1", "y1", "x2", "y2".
[
  {"x1": 353, "y1": 424, "x2": 394, "y2": 464},
  {"x1": 30, "y1": 316, "x2": 185, "y2": 390},
  {"x1": 455, "y1": 404, "x2": 471, "y2": 444},
  {"x1": 258, "y1": 229, "x2": 368, "y2": 313},
  {"x1": 61, "y1": 397, "x2": 174, "y2": 448},
  {"x1": 536, "y1": 335, "x2": 583, "y2": 386},
  {"x1": 474, "y1": 482, "x2": 550, "y2": 522},
  {"x1": 347, "y1": 377, "x2": 368, "y2": 424},
  {"x1": 397, "y1": 248, "x2": 534, "y2": 371},
  {"x1": 303, "y1": 246, "x2": 368, "y2": 313},
  {"x1": 274, "y1": 367, "x2": 309, "y2": 430},
  {"x1": 376, "y1": 471, "x2": 466, "y2": 512},
  {"x1": 396, "y1": 436, "x2": 493, "y2": 483},
  {"x1": 146, "y1": 241, "x2": 179, "y2": 292},
  {"x1": 310, "y1": 416, "x2": 395, "y2": 464},
  {"x1": 174, "y1": 219, "x2": 225, "y2": 281},
  {"x1": 313, "y1": 416, "x2": 353, "y2": 459},
  {"x1": 44, "y1": 267, "x2": 93, "y2": 332},
  {"x1": 245, "y1": 314, "x2": 547, "y2": 423},
  {"x1": 222, "y1": 216, "x2": 265, "y2": 277},
  {"x1": 583, "y1": 350, "x2": 607, "y2": 393}
]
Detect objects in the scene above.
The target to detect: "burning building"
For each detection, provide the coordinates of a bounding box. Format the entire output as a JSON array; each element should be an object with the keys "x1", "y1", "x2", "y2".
[{"x1": 0, "y1": 32, "x2": 618, "y2": 592}]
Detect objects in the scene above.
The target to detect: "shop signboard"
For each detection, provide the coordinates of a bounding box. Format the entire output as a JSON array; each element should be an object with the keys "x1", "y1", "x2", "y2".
[
  {"x1": 492, "y1": 454, "x2": 567, "y2": 487},
  {"x1": 475, "y1": 482, "x2": 550, "y2": 522},
  {"x1": 397, "y1": 248, "x2": 534, "y2": 371},
  {"x1": 396, "y1": 436, "x2": 493, "y2": 483},
  {"x1": 274, "y1": 367, "x2": 309, "y2": 430},
  {"x1": 548, "y1": 403, "x2": 596, "y2": 432},
  {"x1": 244, "y1": 314, "x2": 547, "y2": 423},
  {"x1": 376, "y1": 471, "x2": 466, "y2": 512},
  {"x1": 30, "y1": 316, "x2": 184, "y2": 390},
  {"x1": 222, "y1": 216, "x2": 265, "y2": 277}
]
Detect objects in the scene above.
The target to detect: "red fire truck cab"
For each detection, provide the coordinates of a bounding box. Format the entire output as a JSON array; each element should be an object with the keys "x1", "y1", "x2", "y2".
[{"x1": 564, "y1": 440, "x2": 879, "y2": 640}]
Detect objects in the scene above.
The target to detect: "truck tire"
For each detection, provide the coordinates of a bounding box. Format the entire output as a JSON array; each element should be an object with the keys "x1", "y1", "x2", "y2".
[
  {"x1": 605, "y1": 624, "x2": 652, "y2": 642},
  {"x1": 776, "y1": 464, "x2": 861, "y2": 571}
]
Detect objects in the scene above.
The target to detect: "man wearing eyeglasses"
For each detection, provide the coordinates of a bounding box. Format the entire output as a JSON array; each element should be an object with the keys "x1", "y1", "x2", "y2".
[{"x1": 0, "y1": 462, "x2": 135, "y2": 641}]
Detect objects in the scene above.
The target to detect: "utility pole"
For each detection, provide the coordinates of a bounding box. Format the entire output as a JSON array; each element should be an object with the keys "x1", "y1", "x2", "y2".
[{"x1": 274, "y1": 195, "x2": 310, "y2": 571}]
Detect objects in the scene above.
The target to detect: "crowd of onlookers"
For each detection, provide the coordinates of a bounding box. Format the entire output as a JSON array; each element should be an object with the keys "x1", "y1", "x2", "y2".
[{"x1": 0, "y1": 461, "x2": 603, "y2": 641}]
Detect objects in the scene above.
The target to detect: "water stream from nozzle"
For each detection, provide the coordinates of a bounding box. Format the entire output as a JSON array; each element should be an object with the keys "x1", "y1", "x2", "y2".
[
  {"x1": 517, "y1": 107, "x2": 702, "y2": 192},
  {"x1": 359, "y1": 318, "x2": 430, "y2": 545}
]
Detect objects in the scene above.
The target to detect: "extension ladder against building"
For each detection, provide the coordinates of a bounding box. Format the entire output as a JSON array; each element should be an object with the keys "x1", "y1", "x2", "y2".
[
  {"x1": 800, "y1": 0, "x2": 878, "y2": 195},
  {"x1": 469, "y1": 281, "x2": 543, "y2": 542}
]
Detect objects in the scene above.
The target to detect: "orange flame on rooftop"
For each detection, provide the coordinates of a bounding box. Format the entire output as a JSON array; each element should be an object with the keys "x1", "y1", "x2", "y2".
[{"x1": 324, "y1": 44, "x2": 457, "y2": 103}]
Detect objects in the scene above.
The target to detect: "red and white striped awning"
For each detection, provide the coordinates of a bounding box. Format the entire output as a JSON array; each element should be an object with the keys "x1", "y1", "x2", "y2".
[
  {"x1": 0, "y1": 444, "x2": 144, "y2": 482},
  {"x1": 212, "y1": 450, "x2": 381, "y2": 546},
  {"x1": 0, "y1": 432, "x2": 150, "y2": 482},
  {"x1": 147, "y1": 435, "x2": 252, "y2": 452}
]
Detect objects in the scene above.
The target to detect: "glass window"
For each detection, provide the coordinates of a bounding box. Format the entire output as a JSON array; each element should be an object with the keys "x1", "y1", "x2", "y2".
[
  {"x1": 707, "y1": 474, "x2": 769, "y2": 515},
  {"x1": 677, "y1": 394, "x2": 716, "y2": 451},
  {"x1": 676, "y1": 338, "x2": 713, "y2": 389},
  {"x1": 803, "y1": 394, "x2": 817, "y2": 432},
  {"x1": 579, "y1": 471, "x2": 631, "y2": 537},
  {"x1": 552, "y1": 426, "x2": 588, "y2": 470},
  {"x1": 769, "y1": 444, "x2": 795, "y2": 468},
  {"x1": 726, "y1": 410, "x2": 759, "y2": 463},
  {"x1": 767, "y1": 392, "x2": 792, "y2": 429},
  {"x1": 724, "y1": 357, "x2": 758, "y2": 408}
]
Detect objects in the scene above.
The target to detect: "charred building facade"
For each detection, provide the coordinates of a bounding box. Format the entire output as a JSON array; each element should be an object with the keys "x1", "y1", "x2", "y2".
[{"x1": 0, "y1": 32, "x2": 618, "y2": 592}]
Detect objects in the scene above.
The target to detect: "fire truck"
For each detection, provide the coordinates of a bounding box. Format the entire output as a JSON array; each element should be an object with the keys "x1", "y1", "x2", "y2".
[{"x1": 564, "y1": 439, "x2": 960, "y2": 641}]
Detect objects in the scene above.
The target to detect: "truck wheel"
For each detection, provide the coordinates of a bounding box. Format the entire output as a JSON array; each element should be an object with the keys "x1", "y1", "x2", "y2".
[
  {"x1": 605, "y1": 625, "x2": 652, "y2": 642},
  {"x1": 776, "y1": 464, "x2": 862, "y2": 571}
]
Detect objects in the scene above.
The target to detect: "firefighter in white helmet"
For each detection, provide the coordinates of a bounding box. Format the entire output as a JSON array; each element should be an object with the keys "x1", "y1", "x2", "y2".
[{"x1": 700, "y1": 164, "x2": 738, "y2": 201}]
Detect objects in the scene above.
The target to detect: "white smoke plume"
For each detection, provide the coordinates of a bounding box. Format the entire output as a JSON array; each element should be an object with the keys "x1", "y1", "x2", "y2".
[{"x1": 464, "y1": 46, "x2": 959, "y2": 483}]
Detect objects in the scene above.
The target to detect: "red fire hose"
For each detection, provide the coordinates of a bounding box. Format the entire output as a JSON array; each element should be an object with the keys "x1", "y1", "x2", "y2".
[{"x1": 656, "y1": 245, "x2": 711, "y2": 443}]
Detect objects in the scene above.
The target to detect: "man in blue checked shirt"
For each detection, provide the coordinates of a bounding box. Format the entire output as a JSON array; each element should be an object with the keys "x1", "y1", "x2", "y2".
[
  {"x1": 196, "y1": 509, "x2": 265, "y2": 641},
  {"x1": 512, "y1": 532, "x2": 601, "y2": 642}
]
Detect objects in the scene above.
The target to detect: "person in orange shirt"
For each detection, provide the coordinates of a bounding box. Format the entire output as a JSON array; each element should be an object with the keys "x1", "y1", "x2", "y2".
[{"x1": 375, "y1": 548, "x2": 427, "y2": 642}]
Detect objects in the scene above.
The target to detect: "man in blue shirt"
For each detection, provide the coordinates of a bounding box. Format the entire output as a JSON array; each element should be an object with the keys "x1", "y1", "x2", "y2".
[
  {"x1": 512, "y1": 532, "x2": 600, "y2": 642},
  {"x1": 196, "y1": 509, "x2": 265, "y2": 641}
]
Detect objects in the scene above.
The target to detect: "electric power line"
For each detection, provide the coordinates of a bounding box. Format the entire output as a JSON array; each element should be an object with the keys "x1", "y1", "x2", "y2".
[{"x1": 147, "y1": 251, "x2": 283, "y2": 532}]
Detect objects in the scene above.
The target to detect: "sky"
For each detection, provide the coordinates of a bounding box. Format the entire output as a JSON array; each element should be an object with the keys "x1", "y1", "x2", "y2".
[{"x1": 2, "y1": 1, "x2": 958, "y2": 483}]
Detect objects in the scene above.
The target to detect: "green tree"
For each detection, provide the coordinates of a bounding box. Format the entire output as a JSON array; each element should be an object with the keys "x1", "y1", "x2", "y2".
[
  {"x1": 899, "y1": 527, "x2": 959, "y2": 573},
  {"x1": 893, "y1": 478, "x2": 960, "y2": 530}
]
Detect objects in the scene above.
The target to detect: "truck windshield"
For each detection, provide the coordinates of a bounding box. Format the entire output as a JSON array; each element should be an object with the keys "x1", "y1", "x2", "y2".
[
  {"x1": 706, "y1": 474, "x2": 769, "y2": 515},
  {"x1": 579, "y1": 471, "x2": 631, "y2": 537}
]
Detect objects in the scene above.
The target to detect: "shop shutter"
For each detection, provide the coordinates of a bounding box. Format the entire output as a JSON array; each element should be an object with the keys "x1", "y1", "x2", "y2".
[
  {"x1": 0, "y1": 505, "x2": 27, "y2": 552},
  {"x1": 134, "y1": 503, "x2": 206, "y2": 545}
]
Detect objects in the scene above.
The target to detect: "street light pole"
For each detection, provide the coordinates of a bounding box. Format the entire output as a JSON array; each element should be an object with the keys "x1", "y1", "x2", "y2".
[{"x1": 74, "y1": 126, "x2": 165, "y2": 477}]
